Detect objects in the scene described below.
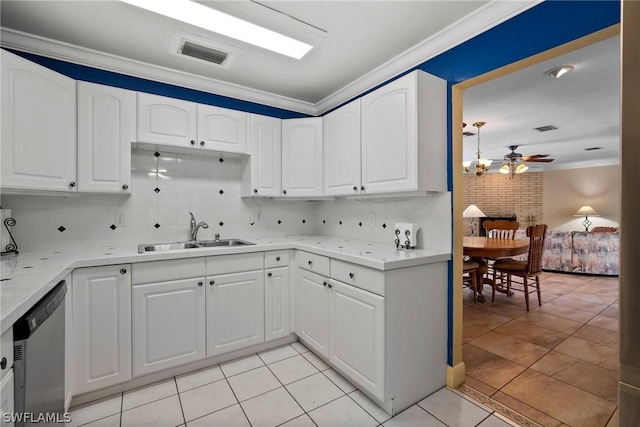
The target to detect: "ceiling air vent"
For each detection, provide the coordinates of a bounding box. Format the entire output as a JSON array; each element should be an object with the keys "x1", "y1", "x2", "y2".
[
  {"x1": 585, "y1": 147, "x2": 603, "y2": 151},
  {"x1": 181, "y1": 42, "x2": 228, "y2": 65},
  {"x1": 534, "y1": 125, "x2": 558, "y2": 132},
  {"x1": 463, "y1": 131, "x2": 476, "y2": 137},
  {"x1": 168, "y1": 29, "x2": 241, "y2": 69}
]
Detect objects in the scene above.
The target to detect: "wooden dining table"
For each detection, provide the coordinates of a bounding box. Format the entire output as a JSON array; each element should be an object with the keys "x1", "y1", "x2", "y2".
[{"x1": 463, "y1": 236, "x2": 530, "y2": 302}]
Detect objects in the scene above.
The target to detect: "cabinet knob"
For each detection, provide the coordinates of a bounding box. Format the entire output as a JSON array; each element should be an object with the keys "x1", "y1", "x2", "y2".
[
  {"x1": 360, "y1": 185, "x2": 365, "y2": 191},
  {"x1": 353, "y1": 186, "x2": 358, "y2": 191},
  {"x1": 120, "y1": 268, "x2": 127, "y2": 275},
  {"x1": 267, "y1": 272, "x2": 273, "y2": 278},
  {"x1": 0, "y1": 357, "x2": 6, "y2": 370},
  {"x1": 349, "y1": 272, "x2": 354, "y2": 279},
  {"x1": 209, "y1": 280, "x2": 215, "y2": 286},
  {"x1": 190, "y1": 140, "x2": 196, "y2": 145},
  {"x1": 308, "y1": 260, "x2": 313, "y2": 266},
  {"x1": 197, "y1": 281, "x2": 203, "y2": 287},
  {"x1": 276, "y1": 256, "x2": 281, "y2": 261},
  {"x1": 254, "y1": 189, "x2": 258, "y2": 194},
  {"x1": 328, "y1": 283, "x2": 333, "y2": 289},
  {"x1": 200, "y1": 141, "x2": 205, "y2": 146},
  {"x1": 122, "y1": 184, "x2": 129, "y2": 190},
  {"x1": 283, "y1": 190, "x2": 287, "y2": 195},
  {"x1": 69, "y1": 181, "x2": 76, "y2": 188},
  {"x1": 323, "y1": 281, "x2": 328, "y2": 287}
]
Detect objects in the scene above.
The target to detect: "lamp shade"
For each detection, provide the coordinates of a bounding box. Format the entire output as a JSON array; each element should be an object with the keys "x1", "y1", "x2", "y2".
[
  {"x1": 574, "y1": 206, "x2": 601, "y2": 217},
  {"x1": 463, "y1": 204, "x2": 486, "y2": 218}
]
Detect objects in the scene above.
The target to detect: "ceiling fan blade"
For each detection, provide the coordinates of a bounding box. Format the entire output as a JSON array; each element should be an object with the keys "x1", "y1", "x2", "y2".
[
  {"x1": 526, "y1": 158, "x2": 555, "y2": 163},
  {"x1": 522, "y1": 154, "x2": 549, "y2": 161}
]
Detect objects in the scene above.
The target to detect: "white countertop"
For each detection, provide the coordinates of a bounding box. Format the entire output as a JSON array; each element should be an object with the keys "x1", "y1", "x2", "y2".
[{"x1": 0, "y1": 235, "x2": 450, "y2": 334}]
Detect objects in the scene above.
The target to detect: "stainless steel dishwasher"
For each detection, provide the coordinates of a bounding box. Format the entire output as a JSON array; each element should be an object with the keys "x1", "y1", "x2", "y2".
[{"x1": 13, "y1": 280, "x2": 66, "y2": 426}]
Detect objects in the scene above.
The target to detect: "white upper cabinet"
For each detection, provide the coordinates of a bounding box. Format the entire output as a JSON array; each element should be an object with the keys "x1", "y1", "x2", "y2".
[
  {"x1": 78, "y1": 82, "x2": 135, "y2": 193},
  {"x1": 323, "y1": 99, "x2": 362, "y2": 196},
  {"x1": 282, "y1": 117, "x2": 323, "y2": 197},
  {"x1": 1, "y1": 50, "x2": 77, "y2": 192},
  {"x1": 137, "y1": 92, "x2": 197, "y2": 147},
  {"x1": 361, "y1": 70, "x2": 447, "y2": 194},
  {"x1": 242, "y1": 114, "x2": 282, "y2": 197},
  {"x1": 198, "y1": 104, "x2": 248, "y2": 153}
]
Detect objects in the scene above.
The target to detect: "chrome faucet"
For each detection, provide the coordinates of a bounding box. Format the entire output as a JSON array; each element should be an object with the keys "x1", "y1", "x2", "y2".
[{"x1": 189, "y1": 212, "x2": 209, "y2": 241}]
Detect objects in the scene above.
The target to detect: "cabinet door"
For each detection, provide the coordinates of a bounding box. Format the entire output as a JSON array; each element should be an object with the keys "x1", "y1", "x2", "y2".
[
  {"x1": 197, "y1": 104, "x2": 248, "y2": 153},
  {"x1": 207, "y1": 271, "x2": 264, "y2": 356},
  {"x1": 329, "y1": 279, "x2": 385, "y2": 401},
  {"x1": 137, "y1": 92, "x2": 197, "y2": 147},
  {"x1": 72, "y1": 265, "x2": 131, "y2": 394},
  {"x1": 245, "y1": 114, "x2": 282, "y2": 197},
  {"x1": 265, "y1": 267, "x2": 290, "y2": 342},
  {"x1": 78, "y1": 82, "x2": 134, "y2": 193},
  {"x1": 297, "y1": 269, "x2": 329, "y2": 357},
  {"x1": 133, "y1": 278, "x2": 206, "y2": 377},
  {"x1": 361, "y1": 73, "x2": 417, "y2": 194},
  {"x1": 282, "y1": 117, "x2": 323, "y2": 197},
  {"x1": 1, "y1": 50, "x2": 77, "y2": 192},
  {"x1": 324, "y1": 99, "x2": 362, "y2": 196}
]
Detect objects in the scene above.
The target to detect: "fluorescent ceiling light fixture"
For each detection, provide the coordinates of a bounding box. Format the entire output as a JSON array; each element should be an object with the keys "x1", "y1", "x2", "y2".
[{"x1": 121, "y1": 0, "x2": 314, "y2": 59}]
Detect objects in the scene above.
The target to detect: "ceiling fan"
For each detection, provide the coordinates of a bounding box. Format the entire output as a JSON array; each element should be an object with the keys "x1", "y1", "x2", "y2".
[{"x1": 499, "y1": 145, "x2": 555, "y2": 178}]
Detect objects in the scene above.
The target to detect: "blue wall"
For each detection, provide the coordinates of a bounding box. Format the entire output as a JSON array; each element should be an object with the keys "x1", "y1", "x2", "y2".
[{"x1": 6, "y1": 0, "x2": 620, "y2": 366}]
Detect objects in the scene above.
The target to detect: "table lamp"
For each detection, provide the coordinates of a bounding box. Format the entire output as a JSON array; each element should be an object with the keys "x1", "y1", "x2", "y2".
[
  {"x1": 463, "y1": 204, "x2": 486, "y2": 236},
  {"x1": 574, "y1": 206, "x2": 601, "y2": 232}
]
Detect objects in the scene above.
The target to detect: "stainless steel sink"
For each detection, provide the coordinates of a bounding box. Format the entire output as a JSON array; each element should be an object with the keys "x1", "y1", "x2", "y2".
[{"x1": 138, "y1": 239, "x2": 255, "y2": 253}]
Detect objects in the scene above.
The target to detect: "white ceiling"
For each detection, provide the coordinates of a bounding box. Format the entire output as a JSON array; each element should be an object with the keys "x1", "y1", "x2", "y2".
[
  {"x1": 463, "y1": 35, "x2": 621, "y2": 171},
  {"x1": 0, "y1": 0, "x2": 537, "y2": 114}
]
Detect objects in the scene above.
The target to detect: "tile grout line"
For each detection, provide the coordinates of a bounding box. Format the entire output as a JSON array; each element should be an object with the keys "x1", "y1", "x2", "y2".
[
  {"x1": 219, "y1": 367, "x2": 253, "y2": 427},
  {"x1": 173, "y1": 377, "x2": 187, "y2": 426}
]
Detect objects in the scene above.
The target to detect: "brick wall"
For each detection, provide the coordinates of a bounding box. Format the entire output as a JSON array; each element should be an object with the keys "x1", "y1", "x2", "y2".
[{"x1": 463, "y1": 172, "x2": 543, "y2": 235}]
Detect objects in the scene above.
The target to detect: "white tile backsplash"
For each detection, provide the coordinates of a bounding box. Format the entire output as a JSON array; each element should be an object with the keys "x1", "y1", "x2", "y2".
[{"x1": 1, "y1": 149, "x2": 451, "y2": 253}]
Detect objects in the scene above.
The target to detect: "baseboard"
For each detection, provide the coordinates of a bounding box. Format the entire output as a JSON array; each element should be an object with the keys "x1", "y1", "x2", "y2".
[{"x1": 446, "y1": 362, "x2": 465, "y2": 388}]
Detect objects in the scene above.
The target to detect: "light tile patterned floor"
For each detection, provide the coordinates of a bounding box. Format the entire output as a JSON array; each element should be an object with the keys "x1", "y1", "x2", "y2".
[
  {"x1": 462, "y1": 272, "x2": 619, "y2": 427},
  {"x1": 69, "y1": 343, "x2": 517, "y2": 427}
]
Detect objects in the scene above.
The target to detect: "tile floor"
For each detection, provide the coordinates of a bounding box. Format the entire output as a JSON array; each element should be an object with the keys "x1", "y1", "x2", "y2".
[
  {"x1": 69, "y1": 342, "x2": 517, "y2": 427},
  {"x1": 462, "y1": 272, "x2": 619, "y2": 427}
]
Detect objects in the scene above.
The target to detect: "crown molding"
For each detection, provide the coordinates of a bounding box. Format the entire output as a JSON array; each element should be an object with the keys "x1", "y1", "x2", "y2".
[
  {"x1": 0, "y1": 0, "x2": 540, "y2": 117},
  {"x1": 314, "y1": 0, "x2": 543, "y2": 114},
  {"x1": 0, "y1": 27, "x2": 317, "y2": 115}
]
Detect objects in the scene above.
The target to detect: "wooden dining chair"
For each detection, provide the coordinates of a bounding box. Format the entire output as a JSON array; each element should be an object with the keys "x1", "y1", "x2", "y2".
[
  {"x1": 463, "y1": 259, "x2": 480, "y2": 303},
  {"x1": 492, "y1": 224, "x2": 548, "y2": 311},
  {"x1": 483, "y1": 220, "x2": 519, "y2": 239}
]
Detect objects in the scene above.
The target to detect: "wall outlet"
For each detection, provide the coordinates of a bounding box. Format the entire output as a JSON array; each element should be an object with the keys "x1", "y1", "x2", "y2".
[
  {"x1": 368, "y1": 212, "x2": 376, "y2": 227},
  {"x1": 115, "y1": 212, "x2": 127, "y2": 226}
]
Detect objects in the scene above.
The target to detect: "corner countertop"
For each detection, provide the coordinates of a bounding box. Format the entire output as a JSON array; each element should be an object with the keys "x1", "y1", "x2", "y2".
[{"x1": 1, "y1": 235, "x2": 450, "y2": 334}]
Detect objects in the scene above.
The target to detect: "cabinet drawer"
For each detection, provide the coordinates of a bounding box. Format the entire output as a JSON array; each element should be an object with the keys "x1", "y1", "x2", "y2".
[
  {"x1": 296, "y1": 251, "x2": 330, "y2": 276},
  {"x1": 206, "y1": 252, "x2": 263, "y2": 275},
  {"x1": 133, "y1": 258, "x2": 205, "y2": 284},
  {"x1": 331, "y1": 259, "x2": 384, "y2": 296},
  {"x1": 265, "y1": 250, "x2": 290, "y2": 268},
  {"x1": 1, "y1": 329, "x2": 13, "y2": 380}
]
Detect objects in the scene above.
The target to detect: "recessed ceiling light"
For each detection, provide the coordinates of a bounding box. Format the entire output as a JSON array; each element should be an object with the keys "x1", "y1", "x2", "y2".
[
  {"x1": 545, "y1": 65, "x2": 574, "y2": 78},
  {"x1": 121, "y1": 0, "x2": 314, "y2": 59}
]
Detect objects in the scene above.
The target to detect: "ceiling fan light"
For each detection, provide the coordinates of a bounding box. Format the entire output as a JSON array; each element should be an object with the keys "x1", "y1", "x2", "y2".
[
  {"x1": 462, "y1": 160, "x2": 472, "y2": 168},
  {"x1": 515, "y1": 164, "x2": 529, "y2": 173},
  {"x1": 546, "y1": 65, "x2": 574, "y2": 78},
  {"x1": 499, "y1": 165, "x2": 510, "y2": 174}
]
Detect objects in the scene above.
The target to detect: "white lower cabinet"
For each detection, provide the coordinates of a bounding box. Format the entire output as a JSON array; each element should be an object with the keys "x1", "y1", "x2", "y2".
[
  {"x1": 206, "y1": 271, "x2": 264, "y2": 357},
  {"x1": 329, "y1": 279, "x2": 384, "y2": 401},
  {"x1": 297, "y1": 269, "x2": 330, "y2": 357},
  {"x1": 72, "y1": 265, "x2": 131, "y2": 395},
  {"x1": 265, "y1": 266, "x2": 290, "y2": 341},
  {"x1": 132, "y1": 278, "x2": 206, "y2": 377},
  {"x1": 64, "y1": 273, "x2": 73, "y2": 410}
]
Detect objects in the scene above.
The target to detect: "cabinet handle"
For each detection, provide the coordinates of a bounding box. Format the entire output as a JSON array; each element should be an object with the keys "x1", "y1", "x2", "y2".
[
  {"x1": 328, "y1": 283, "x2": 333, "y2": 289},
  {"x1": 349, "y1": 272, "x2": 354, "y2": 279},
  {"x1": 120, "y1": 268, "x2": 127, "y2": 275},
  {"x1": 323, "y1": 281, "x2": 327, "y2": 287},
  {"x1": 190, "y1": 140, "x2": 196, "y2": 146},
  {"x1": 254, "y1": 189, "x2": 258, "y2": 194},
  {"x1": 209, "y1": 280, "x2": 215, "y2": 286},
  {"x1": 360, "y1": 185, "x2": 365, "y2": 191},
  {"x1": 276, "y1": 256, "x2": 281, "y2": 261},
  {"x1": 353, "y1": 186, "x2": 358, "y2": 192},
  {"x1": 0, "y1": 357, "x2": 6, "y2": 370},
  {"x1": 308, "y1": 260, "x2": 313, "y2": 266},
  {"x1": 200, "y1": 141, "x2": 205, "y2": 146},
  {"x1": 197, "y1": 281, "x2": 203, "y2": 287},
  {"x1": 69, "y1": 181, "x2": 76, "y2": 188},
  {"x1": 283, "y1": 190, "x2": 287, "y2": 195},
  {"x1": 122, "y1": 184, "x2": 129, "y2": 190},
  {"x1": 267, "y1": 272, "x2": 273, "y2": 278}
]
